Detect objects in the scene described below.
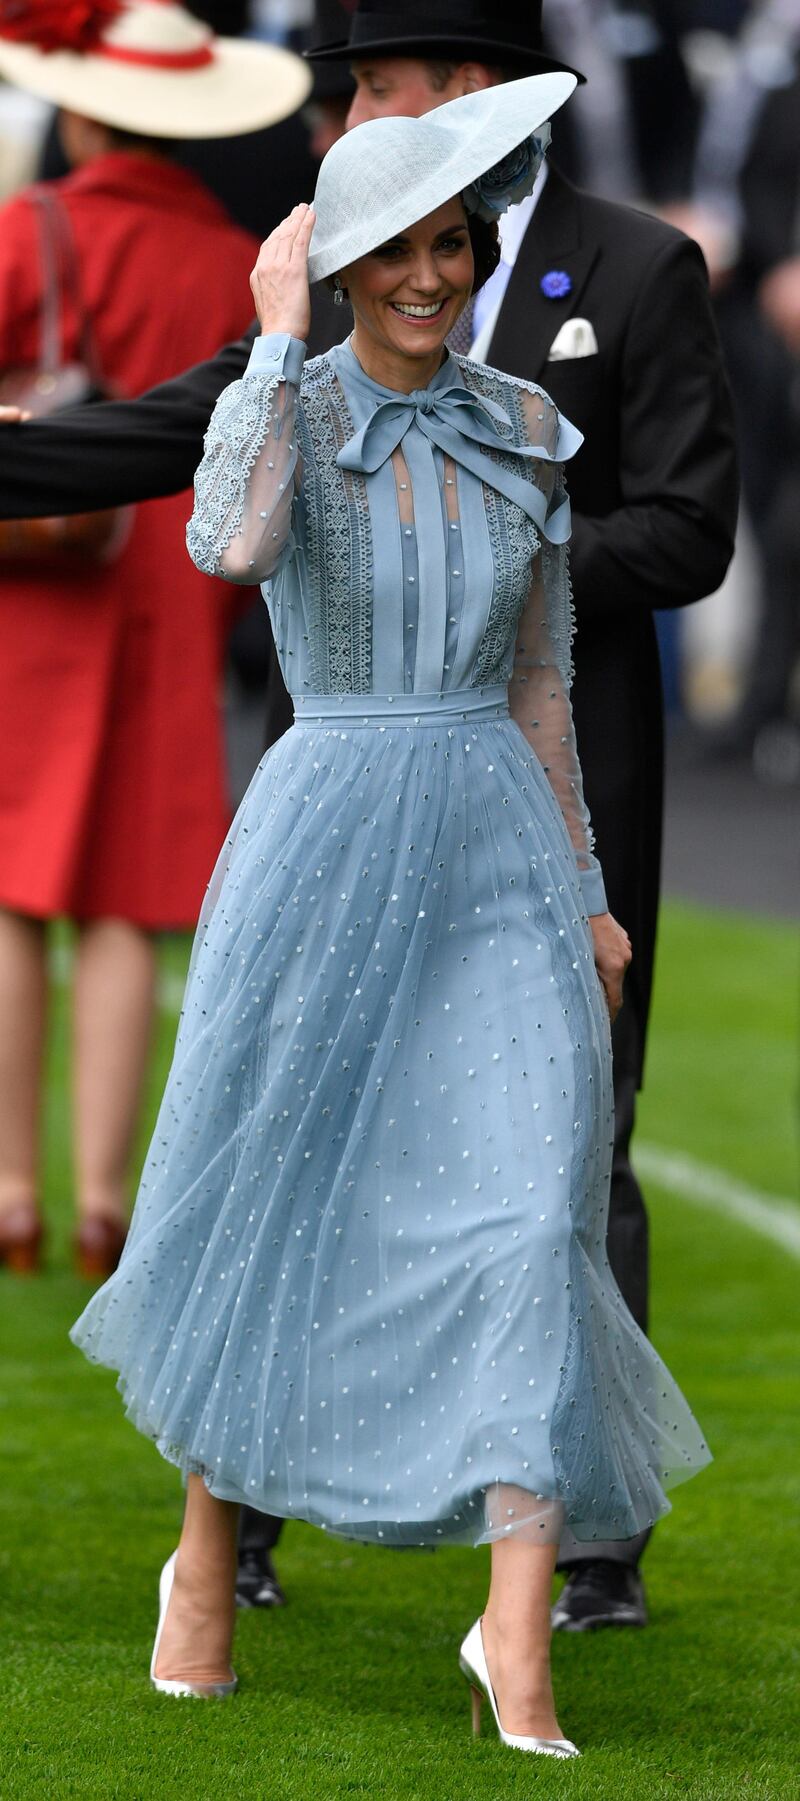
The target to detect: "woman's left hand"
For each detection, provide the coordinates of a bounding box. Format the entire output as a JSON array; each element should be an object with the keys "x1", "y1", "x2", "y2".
[
  {"x1": 589, "y1": 912, "x2": 632, "y2": 1022},
  {"x1": 250, "y1": 203, "x2": 316, "y2": 342}
]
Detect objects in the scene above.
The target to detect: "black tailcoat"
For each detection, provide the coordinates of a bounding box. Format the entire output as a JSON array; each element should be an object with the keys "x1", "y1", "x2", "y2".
[
  {"x1": 489, "y1": 167, "x2": 738, "y2": 1074},
  {"x1": 0, "y1": 172, "x2": 737, "y2": 1079}
]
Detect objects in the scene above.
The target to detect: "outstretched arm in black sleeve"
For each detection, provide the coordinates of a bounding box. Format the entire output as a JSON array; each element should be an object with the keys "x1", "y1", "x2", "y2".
[{"x1": 0, "y1": 327, "x2": 256, "y2": 518}]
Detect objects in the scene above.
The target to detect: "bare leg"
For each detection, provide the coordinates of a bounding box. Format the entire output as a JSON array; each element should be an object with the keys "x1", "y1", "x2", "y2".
[
  {"x1": 72, "y1": 919, "x2": 157, "y2": 1226},
  {"x1": 482, "y1": 1536, "x2": 562, "y2": 1740},
  {"x1": 154, "y1": 1476, "x2": 240, "y2": 1684},
  {"x1": 0, "y1": 909, "x2": 47, "y2": 1219}
]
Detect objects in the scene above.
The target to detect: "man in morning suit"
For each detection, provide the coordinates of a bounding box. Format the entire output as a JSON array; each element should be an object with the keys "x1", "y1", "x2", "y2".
[{"x1": 0, "y1": 0, "x2": 738, "y2": 1627}]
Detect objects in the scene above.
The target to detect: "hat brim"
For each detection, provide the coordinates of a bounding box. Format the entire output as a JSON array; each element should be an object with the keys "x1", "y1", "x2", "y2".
[
  {"x1": 307, "y1": 71, "x2": 577, "y2": 283},
  {"x1": 310, "y1": 60, "x2": 356, "y2": 103},
  {"x1": 306, "y1": 32, "x2": 585, "y2": 86},
  {"x1": 0, "y1": 36, "x2": 311, "y2": 138}
]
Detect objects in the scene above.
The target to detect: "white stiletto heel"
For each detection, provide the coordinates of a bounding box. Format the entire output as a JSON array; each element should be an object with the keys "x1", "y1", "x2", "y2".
[
  {"x1": 150, "y1": 1551, "x2": 238, "y2": 1699},
  {"x1": 459, "y1": 1618, "x2": 579, "y2": 1758}
]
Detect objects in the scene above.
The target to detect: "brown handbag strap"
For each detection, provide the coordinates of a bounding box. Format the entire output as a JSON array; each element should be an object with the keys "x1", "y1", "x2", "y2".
[{"x1": 29, "y1": 185, "x2": 105, "y2": 386}]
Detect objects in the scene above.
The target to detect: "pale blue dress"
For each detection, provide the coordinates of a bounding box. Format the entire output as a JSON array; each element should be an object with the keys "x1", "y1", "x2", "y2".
[{"x1": 71, "y1": 334, "x2": 710, "y2": 1547}]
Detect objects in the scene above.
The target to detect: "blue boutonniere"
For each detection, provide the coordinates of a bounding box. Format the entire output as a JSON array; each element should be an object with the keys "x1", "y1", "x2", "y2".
[{"x1": 540, "y1": 270, "x2": 572, "y2": 300}]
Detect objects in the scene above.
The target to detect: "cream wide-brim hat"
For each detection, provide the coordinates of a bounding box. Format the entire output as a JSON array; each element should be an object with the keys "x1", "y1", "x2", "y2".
[
  {"x1": 0, "y1": 2, "x2": 311, "y2": 140},
  {"x1": 307, "y1": 71, "x2": 576, "y2": 284}
]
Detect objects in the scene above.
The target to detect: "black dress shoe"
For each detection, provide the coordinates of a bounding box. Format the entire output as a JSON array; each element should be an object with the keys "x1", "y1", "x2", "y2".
[
  {"x1": 235, "y1": 1548, "x2": 287, "y2": 1610},
  {"x1": 551, "y1": 1560, "x2": 647, "y2": 1631}
]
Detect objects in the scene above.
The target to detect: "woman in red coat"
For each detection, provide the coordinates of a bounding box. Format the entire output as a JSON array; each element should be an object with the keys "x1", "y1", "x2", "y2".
[{"x1": 0, "y1": 0, "x2": 310, "y2": 1275}]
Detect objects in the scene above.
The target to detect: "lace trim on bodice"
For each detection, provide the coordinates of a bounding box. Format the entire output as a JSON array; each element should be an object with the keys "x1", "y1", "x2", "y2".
[
  {"x1": 541, "y1": 482, "x2": 577, "y2": 688},
  {"x1": 455, "y1": 356, "x2": 576, "y2": 692},
  {"x1": 298, "y1": 358, "x2": 373, "y2": 694},
  {"x1": 457, "y1": 361, "x2": 541, "y2": 688}
]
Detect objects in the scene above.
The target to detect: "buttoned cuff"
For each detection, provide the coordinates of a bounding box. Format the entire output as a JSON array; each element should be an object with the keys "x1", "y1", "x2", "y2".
[
  {"x1": 246, "y1": 333, "x2": 307, "y2": 385},
  {"x1": 580, "y1": 866, "x2": 608, "y2": 918}
]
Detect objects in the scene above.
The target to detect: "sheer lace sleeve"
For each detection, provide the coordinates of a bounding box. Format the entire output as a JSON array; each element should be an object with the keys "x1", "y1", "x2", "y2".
[
  {"x1": 508, "y1": 389, "x2": 607, "y2": 917},
  {"x1": 186, "y1": 333, "x2": 305, "y2": 584}
]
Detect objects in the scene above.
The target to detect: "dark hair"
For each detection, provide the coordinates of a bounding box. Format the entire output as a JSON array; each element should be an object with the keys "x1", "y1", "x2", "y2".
[
  {"x1": 427, "y1": 60, "x2": 515, "y2": 92},
  {"x1": 107, "y1": 125, "x2": 173, "y2": 158},
  {"x1": 427, "y1": 60, "x2": 457, "y2": 92},
  {"x1": 467, "y1": 212, "x2": 500, "y2": 294}
]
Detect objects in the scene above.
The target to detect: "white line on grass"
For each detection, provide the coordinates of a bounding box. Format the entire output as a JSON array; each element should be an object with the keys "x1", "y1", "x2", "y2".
[{"x1": 637, "y1": 1143, "x2": 800, "y2": 1258}]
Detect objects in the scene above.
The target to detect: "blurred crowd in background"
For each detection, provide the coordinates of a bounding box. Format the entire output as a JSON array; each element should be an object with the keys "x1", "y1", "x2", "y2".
[{"x1": 1, "y1": 0, "x2": 798, "y2": 793}]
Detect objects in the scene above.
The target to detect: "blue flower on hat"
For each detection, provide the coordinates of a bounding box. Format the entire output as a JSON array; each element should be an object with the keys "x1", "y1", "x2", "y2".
[
  {"x1": 462, "y1": 125, "x2": 551, "y2": 223},
  {"x1": 540, "y1": 269, "x2": 572, "y2": 300}
]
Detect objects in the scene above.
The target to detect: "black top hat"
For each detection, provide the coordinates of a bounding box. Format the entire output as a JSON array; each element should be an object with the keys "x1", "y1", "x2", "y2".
[
  {"x1": 305, "y1": 1, "x2": 356, "y2": 101},
  {"x1": 306, "y1": 0, "x2": 585, "y2": 83}
]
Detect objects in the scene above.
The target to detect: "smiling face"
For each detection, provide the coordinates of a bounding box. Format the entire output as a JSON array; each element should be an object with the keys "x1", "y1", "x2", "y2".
[{"x1": 340, "y1": 200, "x2": 474, "y2": 378}]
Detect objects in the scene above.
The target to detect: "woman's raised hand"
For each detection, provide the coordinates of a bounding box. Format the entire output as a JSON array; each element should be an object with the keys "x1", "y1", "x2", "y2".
[{"x1": 250, "y1": 203, "x2": 316, "y2": 343}]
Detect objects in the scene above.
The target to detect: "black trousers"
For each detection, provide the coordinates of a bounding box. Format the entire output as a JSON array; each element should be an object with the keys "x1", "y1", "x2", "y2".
[{"x1": 238, "y1": 1503, "x2": 284, "y2": 1557}]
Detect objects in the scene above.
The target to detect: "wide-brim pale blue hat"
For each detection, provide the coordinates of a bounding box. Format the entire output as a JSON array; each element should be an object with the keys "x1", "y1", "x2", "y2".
[{"x1": 307, "y1": 72, "x2": 577, "y2": 283}]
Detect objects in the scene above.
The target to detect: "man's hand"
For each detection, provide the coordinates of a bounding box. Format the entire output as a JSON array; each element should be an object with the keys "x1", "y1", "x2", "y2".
[
  {"x1": 250, "y1": 203, "x2": 316, "y2": 342},
  {"x1": 589, "y1": 912, "x2": 632, "y2": 1021},
  {"x1": 759, "y1": 257, "x2": 800, "y2": 355},
  {"x1": 656, "y1": 202, "x2": 738, "y2": 294},
  {"x1": 0, "y1": 405, "x2": 30, "y2": 423}
]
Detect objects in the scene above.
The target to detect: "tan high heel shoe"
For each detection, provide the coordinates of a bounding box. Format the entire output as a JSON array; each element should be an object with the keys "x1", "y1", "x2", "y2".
[
  {"x1": 459, "y1": 1618, "x2": 579, "y2": 1758},
  {"x1": 150, "y1": 1552, "x2": 238, "y2": 1700},
  {"x1": 74, "y1": 1214, "x2": 127, "y2": 1280},
  {"x1": 0, "y1": 1203, "x2": 43, "y2": 1273}
]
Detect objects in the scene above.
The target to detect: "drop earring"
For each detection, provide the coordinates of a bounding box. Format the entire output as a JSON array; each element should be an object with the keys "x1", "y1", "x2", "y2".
[{"x1": 333, "y1": 277, "x2": 344, "y2": 306}]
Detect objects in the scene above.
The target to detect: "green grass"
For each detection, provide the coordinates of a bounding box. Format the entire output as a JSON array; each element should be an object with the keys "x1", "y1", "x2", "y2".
[
  {"x1": 1, "y1": 902, "x2": 797, "y2": 1800},
  {"x1": 638, "y1": 900, "x2": 798, "y2": 1199}
]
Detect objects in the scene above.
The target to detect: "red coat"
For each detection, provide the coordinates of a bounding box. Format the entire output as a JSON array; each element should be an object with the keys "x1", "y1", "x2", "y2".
[{"x1": 0, "y1": 152, "x2": 258, "y2": 927}]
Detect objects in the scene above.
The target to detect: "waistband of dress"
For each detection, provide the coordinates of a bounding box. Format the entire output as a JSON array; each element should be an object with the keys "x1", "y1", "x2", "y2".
[{"x1": 291, "y1": 687, "x2": 510, "y2": 728}]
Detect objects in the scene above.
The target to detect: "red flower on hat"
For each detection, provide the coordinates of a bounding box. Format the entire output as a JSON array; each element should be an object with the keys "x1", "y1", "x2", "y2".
[{"x1": 0, "y1": 0, "x2": 124, "y2": 54}]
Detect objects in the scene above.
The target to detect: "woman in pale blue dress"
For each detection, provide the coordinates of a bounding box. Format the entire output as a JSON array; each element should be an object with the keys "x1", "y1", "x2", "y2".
[{"x1": 72, "y1": 79, "x2": 710, "y2": 1755}]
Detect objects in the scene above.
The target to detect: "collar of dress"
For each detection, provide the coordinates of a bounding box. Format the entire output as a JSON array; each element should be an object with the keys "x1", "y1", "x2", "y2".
[{"x1": 333, "y1": 340, "x2": 580, "y2": 545}]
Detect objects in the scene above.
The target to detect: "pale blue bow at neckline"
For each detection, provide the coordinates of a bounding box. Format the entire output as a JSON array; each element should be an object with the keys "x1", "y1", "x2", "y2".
[{"x1": 336, "y1": 380, "x2": 580, "y2": 545}]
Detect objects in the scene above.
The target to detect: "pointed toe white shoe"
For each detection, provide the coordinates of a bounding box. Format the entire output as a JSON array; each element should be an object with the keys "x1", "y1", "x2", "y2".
[
  {"x1": 150, "y1": 1551, "x2": 238, "y2": 1699},
  {"x1": 459, "y1": 1618, "x2": 579, "y2": 1758}
]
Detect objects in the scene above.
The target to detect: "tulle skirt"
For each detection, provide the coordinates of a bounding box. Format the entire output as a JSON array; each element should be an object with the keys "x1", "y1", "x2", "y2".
[{"x1": 72, "y1": 688, "x2": 710, "y2": 1545}]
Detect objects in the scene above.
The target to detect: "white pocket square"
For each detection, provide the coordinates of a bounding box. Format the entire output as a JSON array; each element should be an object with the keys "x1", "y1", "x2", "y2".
[{"x1": 547, "y1": 318, "x2": 598, "y2": 361}]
